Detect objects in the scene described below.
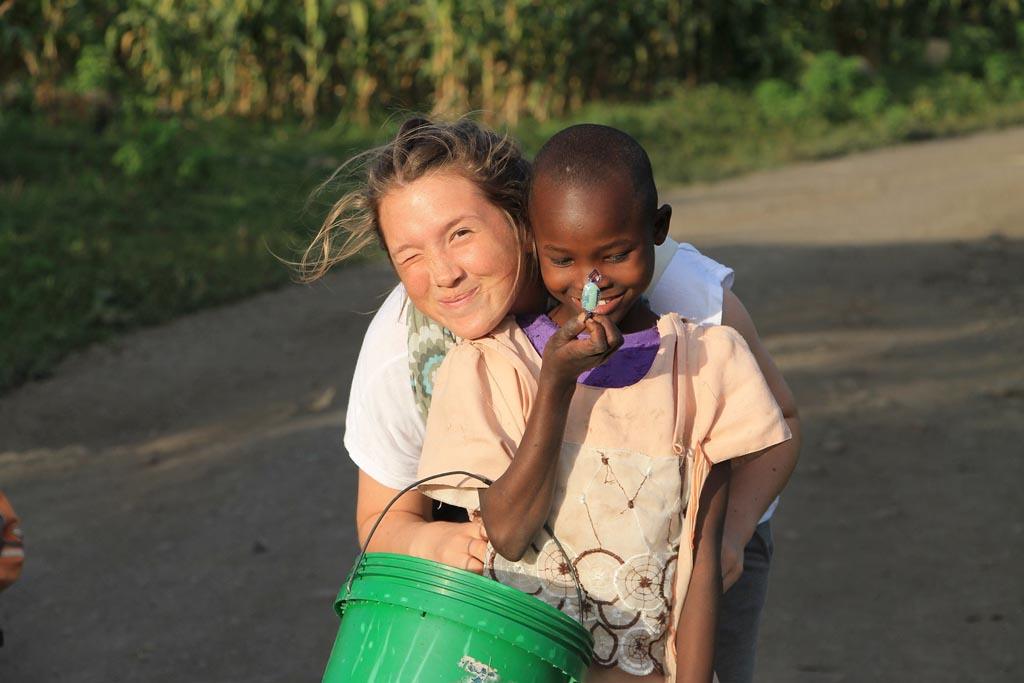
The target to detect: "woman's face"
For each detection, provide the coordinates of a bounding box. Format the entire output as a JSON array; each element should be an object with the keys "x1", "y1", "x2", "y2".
[{"x1": 378, "y1": 171, "x2": 525, "y2": 339}]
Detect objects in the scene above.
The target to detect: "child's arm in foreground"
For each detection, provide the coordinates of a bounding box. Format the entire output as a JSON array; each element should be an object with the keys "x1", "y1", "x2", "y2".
[
  {"x1": 721, "y1": 289, "x2": 802, "y2": 589},
  {"x1": 675, "y1": 462, "x2": 730, "y2": 683},
  {"x1": 479, "y1": 314, "x2": 622, "y2": 561}
]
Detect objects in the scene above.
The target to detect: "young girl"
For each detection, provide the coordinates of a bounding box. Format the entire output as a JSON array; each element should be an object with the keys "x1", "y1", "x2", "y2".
[{"x1": 416, "y1": 124, "x2": 791, "y2": 683}]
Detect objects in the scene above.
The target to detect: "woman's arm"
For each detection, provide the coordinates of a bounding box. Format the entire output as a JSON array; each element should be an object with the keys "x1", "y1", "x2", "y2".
[
  {"x1": 720, "y1": 289, "x2": 802, "y2": 589},
  {"x1": 675, "y1": 461, "x2": 730, "y2": 683},
  {"x1": 356, "y1": 470, "x2": 489, "y2": 572}
]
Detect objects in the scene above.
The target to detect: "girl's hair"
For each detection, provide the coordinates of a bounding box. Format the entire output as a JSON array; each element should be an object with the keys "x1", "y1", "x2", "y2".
[{"x1": 300, "y1": 115, "x2": 532, "y2": 283}]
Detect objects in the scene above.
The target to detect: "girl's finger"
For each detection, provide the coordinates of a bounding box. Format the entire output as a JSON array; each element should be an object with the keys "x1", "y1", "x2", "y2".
[
  {"x1": 555, "y1": 313, "x2": 586, "y2": 343},
  {"x1": 594, "y1": 315, "x2": 623, "y2": 352},
  {"x1": 584, "y1": 318, "x2": 609, "y2": 354}
]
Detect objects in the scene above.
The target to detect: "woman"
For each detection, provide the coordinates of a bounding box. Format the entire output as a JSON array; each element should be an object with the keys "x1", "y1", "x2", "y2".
[{"x1": 303, "y1": 116, "x2": 801, "y2": 683}]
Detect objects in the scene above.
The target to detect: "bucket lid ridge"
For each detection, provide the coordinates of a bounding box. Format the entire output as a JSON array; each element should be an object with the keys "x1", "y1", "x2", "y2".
[{"x1": 339, "y1": 553, "x2": 593, "y2": 676}]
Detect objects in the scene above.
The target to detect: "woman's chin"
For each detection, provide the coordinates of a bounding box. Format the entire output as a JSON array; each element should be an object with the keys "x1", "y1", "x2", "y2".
[
  {"x1": 425, "y1": 303, "x2": 506, "y2": 340},
  {"x1": 444, "y1": 314, "x2": 505, "y2": 340}
]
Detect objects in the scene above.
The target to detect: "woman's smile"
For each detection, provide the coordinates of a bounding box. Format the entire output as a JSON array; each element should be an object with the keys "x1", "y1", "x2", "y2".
[{"x1": 438, "y1": 286, "x2": 479, "y2": 308}]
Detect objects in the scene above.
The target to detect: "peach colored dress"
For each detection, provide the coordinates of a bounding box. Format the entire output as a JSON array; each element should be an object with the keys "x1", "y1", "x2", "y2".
[{"x1": 418, "y1": 313, "x2": 790, "y2": 681}]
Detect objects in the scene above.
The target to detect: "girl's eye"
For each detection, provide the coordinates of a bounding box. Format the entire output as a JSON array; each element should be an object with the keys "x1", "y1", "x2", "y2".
[
  {"x1": 605, "y1": 251, "x2": 630, "y2": 263},
  {"x1": 549, "y1": 257, "x2": 573, "y2": 267}
]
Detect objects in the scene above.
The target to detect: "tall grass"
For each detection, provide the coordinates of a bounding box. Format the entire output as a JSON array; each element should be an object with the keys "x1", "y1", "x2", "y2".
[{"x1": 3, "y1": 1, "x2": 1024, "y2": 124}]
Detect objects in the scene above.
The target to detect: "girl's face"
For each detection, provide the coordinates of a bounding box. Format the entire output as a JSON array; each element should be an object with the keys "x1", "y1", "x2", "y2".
[
  {"x1": 379, "y1": 171, "x2": 528, "y2": 340},
  {"x1": 529, "y1": 176, "x2": 670, "y2": 328}
]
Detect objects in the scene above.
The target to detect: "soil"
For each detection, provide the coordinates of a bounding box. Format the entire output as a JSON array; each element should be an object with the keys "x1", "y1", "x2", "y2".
[{"x1": 2, "y1": 127, "x2": 1022, "y2": 682}]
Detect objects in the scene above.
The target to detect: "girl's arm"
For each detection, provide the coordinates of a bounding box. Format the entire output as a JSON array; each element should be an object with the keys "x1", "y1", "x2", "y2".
[
  {"x1": 356, "y1": 471, "x2": 489, "y2": 571},
  {"x1": 720, "y1": 289, "x2": 801, "y2": 589},
  {"x1": 675, "y1": 461, "x2": 730, "y2": 683},
  {"x1": 479, "y1": 314, "x2": 622, "y2": 561}
]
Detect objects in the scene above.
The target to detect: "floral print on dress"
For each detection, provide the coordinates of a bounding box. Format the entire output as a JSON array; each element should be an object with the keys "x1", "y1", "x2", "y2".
[
  {"x1": 483, "y1": 441, "x2": 685, "y2": 676},
  {"x1": 615, "y1": 553, "x2": 669, "y2": 613},
  {"x1": 619, "y1": 626, "x2": 659, "y2": 676}
]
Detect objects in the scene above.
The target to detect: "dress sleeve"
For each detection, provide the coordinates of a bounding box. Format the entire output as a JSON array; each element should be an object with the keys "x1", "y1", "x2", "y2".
[
  {"x1": 691, "y1": 325, "x2": 791, "y2": 463},
  {"x1": 417, "y1": 340, "x2": 532, "y2": 511}
]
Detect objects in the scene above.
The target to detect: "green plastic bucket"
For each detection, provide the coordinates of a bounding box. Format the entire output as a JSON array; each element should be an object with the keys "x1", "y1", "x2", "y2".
[{"x1": 322, "y1": 552, "x2": 593, "y2": 682}]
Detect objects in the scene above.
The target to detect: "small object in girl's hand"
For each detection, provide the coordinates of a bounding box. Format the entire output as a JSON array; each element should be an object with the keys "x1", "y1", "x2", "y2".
[{"x1": 581, "y1": 270, "x2": 602, "y2": 317}]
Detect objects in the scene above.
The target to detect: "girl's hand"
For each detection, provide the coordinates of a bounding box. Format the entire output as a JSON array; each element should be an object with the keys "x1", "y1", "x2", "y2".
[
  {"x1": 411, "y1": 519, "x2": 489, "y2": 573},
  {"x1": 542, "y1": 313, "x2": 623, "y2": 384}
]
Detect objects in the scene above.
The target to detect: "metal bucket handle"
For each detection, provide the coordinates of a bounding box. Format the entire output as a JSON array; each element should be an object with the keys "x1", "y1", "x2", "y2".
[{"x1": 344, "y1": 470, "x2": 587, "y2": 625}]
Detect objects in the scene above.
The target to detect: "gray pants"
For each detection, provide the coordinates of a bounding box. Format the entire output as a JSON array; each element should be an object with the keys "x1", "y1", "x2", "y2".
[{"x1": 714, "y1": 520, "x2": 774, "y2": 683}]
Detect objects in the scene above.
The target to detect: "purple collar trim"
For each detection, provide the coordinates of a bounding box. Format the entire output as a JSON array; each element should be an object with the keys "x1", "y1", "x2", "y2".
[{"x1": 516, "y1": 313, "x2": 661, "y2": 388}]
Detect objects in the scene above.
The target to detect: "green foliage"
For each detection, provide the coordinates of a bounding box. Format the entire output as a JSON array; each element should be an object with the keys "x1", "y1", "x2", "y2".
[
  {"x1": 6, "y1": 2, "x2": 1024, "y2": 391},
  {"x1": 983, "y1": 53, "x2": 1024, "y2": 99},
  {"x1": 4, "y1": 1, "x2": 1024, "y2": 125},
  {"x1": 949, "y1": 25, "x2": 1001, "y2": 75},
  {"x1": 0, "y1": 113, "x2": 380, "y2": 389},
  {"x1": 913, "y1": 73, "x2": 988, "y2": 120},
  {"x1": 800, "y1": 52, "x2": 869, "y2": 122},
  {"x1": 112, "y1": 120, "x2": 183, "y2": 179},
  {"x1": 852, "y1": 86, "x2": 890, "y2": 120},
  {"x1": 73, "y1": 45, "x2": 116, "y2": 92},
  {"x1": 755, "y1": 79, "x2": 808, "y2": 125}
]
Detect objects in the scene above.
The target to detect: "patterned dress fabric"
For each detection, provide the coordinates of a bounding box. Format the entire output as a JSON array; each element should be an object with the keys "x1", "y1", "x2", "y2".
[{"x1": 417, "y1": 314, "x2": 791, "y2": 679}]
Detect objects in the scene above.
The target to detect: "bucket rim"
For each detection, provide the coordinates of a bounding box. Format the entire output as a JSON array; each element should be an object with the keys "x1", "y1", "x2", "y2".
[{"x1": 339, "y1": 552, "x2": 594, "y2": 674}]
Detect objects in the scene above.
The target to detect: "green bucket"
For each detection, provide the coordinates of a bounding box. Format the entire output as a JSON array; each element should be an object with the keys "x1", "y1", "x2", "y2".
[{"x1": 322, "y1": 552, "x2": 594, "y2": 682}]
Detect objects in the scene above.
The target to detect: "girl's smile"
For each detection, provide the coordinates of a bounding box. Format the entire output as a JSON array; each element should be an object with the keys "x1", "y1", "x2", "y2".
[{"x1": 528, "y1": 176, "x2": 671, "y2": 333}]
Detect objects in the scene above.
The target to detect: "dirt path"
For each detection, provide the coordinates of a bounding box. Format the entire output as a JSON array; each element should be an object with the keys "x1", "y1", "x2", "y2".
[{"x1": 2, "y1": 128, "x2": 1022, "y2": 682}]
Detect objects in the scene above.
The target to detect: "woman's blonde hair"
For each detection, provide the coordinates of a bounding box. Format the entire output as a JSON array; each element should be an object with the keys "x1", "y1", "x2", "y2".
[{"x1": 300, "y1": 115, "x2": 532, "y2": 283}]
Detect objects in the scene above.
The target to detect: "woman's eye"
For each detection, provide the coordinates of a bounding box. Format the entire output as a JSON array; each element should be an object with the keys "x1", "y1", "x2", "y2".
[
  {"x1": 397, "y1": 253, "x2": 421, "y2": 266},
  {"x1": 451, "y1": 227, "x2": 472, "y2": 240}
]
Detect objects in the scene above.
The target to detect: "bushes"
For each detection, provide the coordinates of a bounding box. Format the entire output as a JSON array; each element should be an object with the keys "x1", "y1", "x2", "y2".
[
  {"x1": 4, "y1": 1, "x2": 1024, "y2": 126},
  {"x1": 800, "y1": 52, "x2": 869, "y2": 122},
  {"x1": 747, "y1": 45, "x2": 1024, "y2": 140}
]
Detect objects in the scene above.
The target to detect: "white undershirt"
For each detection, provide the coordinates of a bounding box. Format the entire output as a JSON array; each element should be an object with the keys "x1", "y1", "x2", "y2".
[{"x1": 343, "y1": 238, "x2": 779, "y2": 523}]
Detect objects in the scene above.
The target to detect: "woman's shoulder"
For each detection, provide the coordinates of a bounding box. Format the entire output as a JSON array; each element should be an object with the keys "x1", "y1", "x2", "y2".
[
  {"x1": 647, "y1": 240, "x2": 734, "y2": 325},
  {"x1": 358, "y1": 283, "x2": 412, "y2": 360}
]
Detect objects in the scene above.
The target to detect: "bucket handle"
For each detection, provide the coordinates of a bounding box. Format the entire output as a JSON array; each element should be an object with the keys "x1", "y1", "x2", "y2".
[{"x1": 345, "y1": 470, "x2": 588, "y2": 625}]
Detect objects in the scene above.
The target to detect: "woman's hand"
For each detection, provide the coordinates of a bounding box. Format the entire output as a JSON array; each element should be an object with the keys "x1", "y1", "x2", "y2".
[
  {"x1": 542, "y1": 313, "x2": 623, "y2": 385},
  {"x1": 356, "y1": 471, "x2": 489, "y2": 573},
  {"x1": 721, "y1": 534, "x2": 745, "y2": 592},
  {"x1": 410, "y1": 519, "x2": 490, "y2": 573}
]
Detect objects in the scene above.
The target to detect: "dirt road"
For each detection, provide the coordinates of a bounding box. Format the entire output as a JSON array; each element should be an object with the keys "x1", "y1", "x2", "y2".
[{"x1": 2, "y1": 127, "x2": 1022, "y2": 682}]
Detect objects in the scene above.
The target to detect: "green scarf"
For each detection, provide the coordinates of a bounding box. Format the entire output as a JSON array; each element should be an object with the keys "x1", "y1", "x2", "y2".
[{"x1": 406, "y1": 302, "x2": 458, "y2": 420}]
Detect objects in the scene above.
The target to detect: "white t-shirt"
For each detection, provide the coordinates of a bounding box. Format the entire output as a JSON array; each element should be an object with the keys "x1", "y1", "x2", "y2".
[{"x1": 343, "y1": 238, "x2": 780, "y2": 522}]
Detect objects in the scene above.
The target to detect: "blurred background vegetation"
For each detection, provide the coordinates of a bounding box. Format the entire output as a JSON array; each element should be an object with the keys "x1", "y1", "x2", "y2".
[{"x1": 3, "y1": 0, "x2": 1024, "y2": 390}]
